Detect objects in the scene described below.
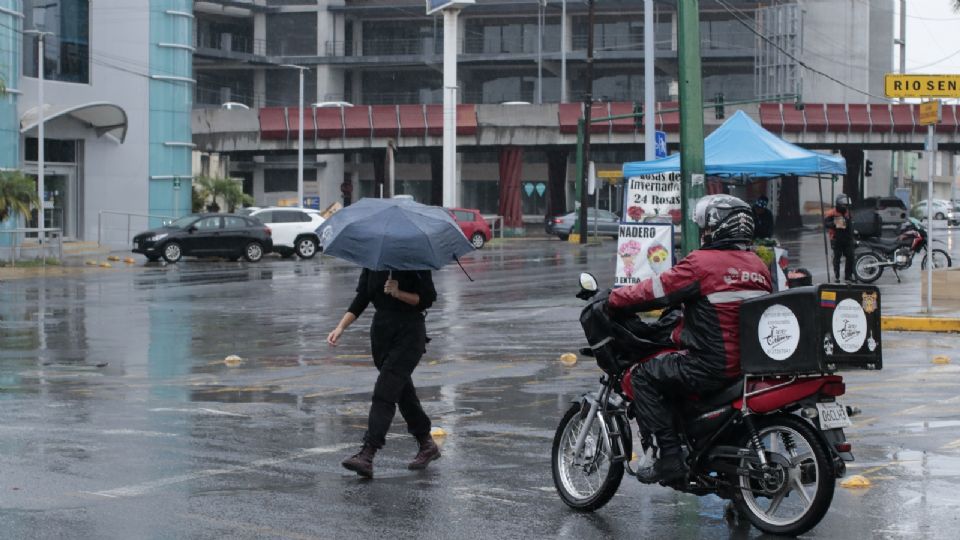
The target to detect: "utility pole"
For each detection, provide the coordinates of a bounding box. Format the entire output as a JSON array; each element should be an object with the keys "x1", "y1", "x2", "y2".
[
  {"x1": 24, "y1": 29, "x2": 53, "y2": 239},
  {"x1": 895, "y1": 0, "x2": 906, "y2": 193},
  {"x1": 678, "y1": 0, "x2": 705, "y2": 255},
  {"x1": 560, "y1": 0, "x2": 567, "y2": 103},
  {"x1": 578, "y1": 0, "x2": 595, "y2": 244},
  {"x1": 537, "y1": 0, "x2": 545, "y2": 104},
  {"x1": 281, "y1": 64, "x2": 309, "y2": 207},
  {"x1": 644, "y1": 0, "x2": 655, "y2": 161}
]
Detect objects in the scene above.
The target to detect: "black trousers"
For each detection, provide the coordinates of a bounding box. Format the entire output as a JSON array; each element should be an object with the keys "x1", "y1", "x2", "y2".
[
  {"x1": 631, "y1": 352, "x2": 727, "y2": 455},
  {"x1": 363, "y1": 312, "x2": 431, "y2": 449},
  {"x1": 832, "y1": 238, "x2": 855, "y2": 280}
]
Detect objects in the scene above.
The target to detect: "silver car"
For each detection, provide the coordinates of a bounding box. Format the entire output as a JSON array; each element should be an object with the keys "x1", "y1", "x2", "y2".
[{"x1": 545, "y1": 209, "x2": 621, "y2": 240}]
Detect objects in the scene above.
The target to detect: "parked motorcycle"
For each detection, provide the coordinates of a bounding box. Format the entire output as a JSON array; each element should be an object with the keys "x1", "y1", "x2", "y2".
[
  {"x1": 854, "y1": 217, "x2": 952, "y2": 283},
  {"x1": 551, "y1": 274, "x2": 878, "y2": 536}
]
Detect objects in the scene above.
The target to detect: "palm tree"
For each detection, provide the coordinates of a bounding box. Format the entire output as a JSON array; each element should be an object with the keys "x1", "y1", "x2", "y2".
[
  {"x1": 193, "y1": 175, "x2": 252, "y2": 213},
  {"x1": 0, "y1": 170, "x2": 40, "y2": 223}
]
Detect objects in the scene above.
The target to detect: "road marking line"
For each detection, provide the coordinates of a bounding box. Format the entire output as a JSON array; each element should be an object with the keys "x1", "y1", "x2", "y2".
[
  {"x1": 85, "y1": 443, "x2": 355, "y2": 498},
  {"x1": 149, "y1": 407, "x2": 249, "y2": 417},
  {"x1": 942, "y1": 439, "x2": 960, "y2": 450}
]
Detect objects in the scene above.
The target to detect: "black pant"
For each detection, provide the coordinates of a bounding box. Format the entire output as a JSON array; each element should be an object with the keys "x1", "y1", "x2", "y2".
[
  {"x1": 363, "y1": 312, "x2": 431, "y2": 449},
  {"x1": 832, "y1": 238, "x2": 855, "y2": 281},
  {"x1": 631, "y1": 352, "x2": 727, "y2": 456}
]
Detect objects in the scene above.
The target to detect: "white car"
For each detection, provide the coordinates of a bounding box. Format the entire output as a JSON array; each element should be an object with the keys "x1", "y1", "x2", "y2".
[{"x1": 245, "y1": 207, "x2": 324, "y2": 259}]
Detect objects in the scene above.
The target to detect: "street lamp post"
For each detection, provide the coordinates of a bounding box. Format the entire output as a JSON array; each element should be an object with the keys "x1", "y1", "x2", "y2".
[
  {"x1": 281, "y1": 64, "x2": 309, "y2": 207},
  {"x1": 24, "y1": 29, "x2": 53, "y2": 240}
]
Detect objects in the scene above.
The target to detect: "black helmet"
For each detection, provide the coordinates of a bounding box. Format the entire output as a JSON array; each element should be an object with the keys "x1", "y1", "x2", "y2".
[
  {"x1": 835, "y1": 194, "x2": 851, "y2": 208},
  {"x1": 753, "y1": 196, "x2": 769, "y2": 209},
  {"x1": 694, "y1": 194, "x2": 754, "y2": 243}
]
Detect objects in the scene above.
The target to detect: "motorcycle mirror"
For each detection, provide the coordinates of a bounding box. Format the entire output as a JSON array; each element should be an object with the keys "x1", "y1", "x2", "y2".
[{"x1": 579, "y1": 273, "x2": 599, "y2": 292}]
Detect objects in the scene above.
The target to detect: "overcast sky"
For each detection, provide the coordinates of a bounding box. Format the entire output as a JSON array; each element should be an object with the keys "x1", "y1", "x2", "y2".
[{"x1": 901, "y1": 0, "x2": 960, "y2": 73}]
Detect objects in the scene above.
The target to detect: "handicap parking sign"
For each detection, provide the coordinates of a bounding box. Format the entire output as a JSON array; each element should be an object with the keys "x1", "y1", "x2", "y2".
[{"x1": 655, "y1": 131, "x2": 667, "y2": 159}]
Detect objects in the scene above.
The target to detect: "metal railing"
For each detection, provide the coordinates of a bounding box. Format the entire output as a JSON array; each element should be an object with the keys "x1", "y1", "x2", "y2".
[
  {"x1": 98, "y1": 211, "x2": 174, "y2": 249},
  {"x1": 0, "y1": 227, "x2": 63, "y2": 266}
]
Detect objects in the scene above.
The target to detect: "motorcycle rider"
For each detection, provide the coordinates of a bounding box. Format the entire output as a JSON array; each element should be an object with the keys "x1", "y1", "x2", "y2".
[
  {"x1": 605, "y1": 195, "x2": 772, "y2": 484},
  {"x1": 751, "y1": 196, "x2": 774, "y2": 239},
  {"x1": 825, "y1": 194, "x2": 856, "y2": 282}
]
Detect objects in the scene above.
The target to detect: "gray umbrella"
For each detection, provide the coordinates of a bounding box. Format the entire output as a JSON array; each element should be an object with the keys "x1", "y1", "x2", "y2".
[{"x1": 318, "y1": 198, "x2": 475, "y2": 271}]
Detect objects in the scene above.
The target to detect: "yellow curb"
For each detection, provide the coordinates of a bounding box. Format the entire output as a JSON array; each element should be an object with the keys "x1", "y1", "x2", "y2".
[{"x1": 881, "y1": 316, "x2": 960, "y2": 333}]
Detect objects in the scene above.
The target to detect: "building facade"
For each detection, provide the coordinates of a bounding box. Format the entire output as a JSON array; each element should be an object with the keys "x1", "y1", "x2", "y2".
[
  {"x1": 2, "y1": 0, "x2": 193, "y2": 245},
  {"x1": 192, "y1": 0, "x2": 895, "y2": 222}
]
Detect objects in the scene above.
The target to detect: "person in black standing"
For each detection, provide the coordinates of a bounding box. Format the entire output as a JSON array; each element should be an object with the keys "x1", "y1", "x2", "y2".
[
  {"x1": 752, "y1": 196, "x2": 774, "y2": 239},
  {"x1": 327, "y1": 269, "x2": 439, "y2": 478},
  {"x1": 824, "y1": 193, "x2": 856, "y2": 282}
]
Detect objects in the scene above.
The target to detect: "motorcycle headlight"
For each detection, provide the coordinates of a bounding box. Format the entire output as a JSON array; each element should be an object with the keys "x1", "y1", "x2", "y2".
[{"x1": 148, "y1": 233, "x2": 168, "y2": 242}]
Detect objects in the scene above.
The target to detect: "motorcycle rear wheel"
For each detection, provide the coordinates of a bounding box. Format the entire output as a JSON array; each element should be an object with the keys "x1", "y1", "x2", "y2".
[
  {"x1": 921, "y1": 248, "x2": 952, "y2": 270},
  {"x1": 733, "y1": 414, "x2": 835, "y2": 536},
  {"x1": 552, "y1": 402, "x2": 626, "y2": 512},
  {"x1": 853, "y1": 251, "x2": 884, "y2": 283}
]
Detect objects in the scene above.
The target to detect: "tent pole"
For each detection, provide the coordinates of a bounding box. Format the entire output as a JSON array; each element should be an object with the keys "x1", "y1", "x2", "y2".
[{"x1": 818, "y1": 174, "x2": 831, "y2": 282}]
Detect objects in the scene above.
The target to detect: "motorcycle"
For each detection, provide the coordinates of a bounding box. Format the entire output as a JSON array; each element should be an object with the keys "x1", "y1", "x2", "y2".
[
  {"x1": 551, "y1": 274, "x2": 856, "y2": 536},
  {"x1": 854, "y1": 217, "x2": 952, "y2": 283}
]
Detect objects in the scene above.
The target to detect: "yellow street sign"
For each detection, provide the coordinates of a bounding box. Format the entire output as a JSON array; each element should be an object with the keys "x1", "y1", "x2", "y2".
[
  {"x1": 885, "y1": 74, "x2": 960, "y2": 98},
  {"x1": 919, "y1": 100, "x2": 941, "y2": 126},
  {"x1": 597, "y1": 170, "x2": 622, "y2": 179}
]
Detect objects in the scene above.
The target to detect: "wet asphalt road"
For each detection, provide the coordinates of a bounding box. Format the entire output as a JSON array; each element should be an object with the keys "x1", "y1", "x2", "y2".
[{"x1": 1, "y1": 235, "x2": 960, "y2": 539}]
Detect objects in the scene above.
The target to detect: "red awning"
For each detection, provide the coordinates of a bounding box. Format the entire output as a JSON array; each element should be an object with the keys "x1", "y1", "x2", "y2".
[
  {"x1": 371, "y1": 105, "x2": 399, "y2": 138},
  {"x1": 889, "y1": 104, "x2": 913, "y2": 133},
  {"x1": 609, "y1": 102, "x2": 635, "y2": 133},
  {"x1": 315, "y1": 107, "x2": 344, "y2": 139},
  {"x1": 558, "y1": 103, "x2": 581, "y2": 134},
  {"x1": 825, "y1": 104, "x2": 848, "y2": 132},
  {"x1": 457, "y1": 104, "x2": 478, "y2": 136},
  {"x1": 870, "y1": 104, "x2": 893, "y2": 133},
  {"x1": 758, "y1": 103, "x2": 783, "y2": 132},
  {"x1": 782, "y1": 105, "x2": 805, "y2": 133},
  {"x1": 259, "y1": 107, "x2": 287, "y2": 140},
  {"x1": 847, "y1": 104, "x2": 870, "y2": 133},
  {"x1": 398, "y1": 105, "x2": 427, "y2": 137},
  {"x1": 343, "y1": 106, "x2": 371, "y2": 138},
  {"x1": 804, "y1": 104, "x2": 828, "y2": 133},
  {"x1": 658, "y1": 101, "x2": 679, "y2": 132},
  {"x1": 286, "y1": 107, "x2": 317, "y2": 140}
]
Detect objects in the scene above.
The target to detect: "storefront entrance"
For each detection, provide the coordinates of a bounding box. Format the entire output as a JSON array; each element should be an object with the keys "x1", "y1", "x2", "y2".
[{"x1": 22, "y1": 165, "x2": 81, "y2": 240}]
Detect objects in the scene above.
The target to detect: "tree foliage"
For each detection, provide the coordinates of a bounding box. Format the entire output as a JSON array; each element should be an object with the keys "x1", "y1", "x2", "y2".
[
  {"x1": 0, "y1": 170, "x2": 40, "y2": 222},
  {"x1": 193, "y1": 175, "x2": 253, "y2": 213}
]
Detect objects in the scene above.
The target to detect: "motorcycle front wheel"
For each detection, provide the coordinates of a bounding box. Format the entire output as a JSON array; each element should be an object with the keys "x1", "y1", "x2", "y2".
[
  {"x1": 921, "y1": 248, "x2": 952, "y2": 270},
  {"x1": 551, "y1": 402, "x2": 626, "y2": 512},
  {"x1": 854, "y1": 251, "x2": 884, "y2": 283},
  {"x1": 733, "y1": 414, "x2": 835, "y2": 537}
]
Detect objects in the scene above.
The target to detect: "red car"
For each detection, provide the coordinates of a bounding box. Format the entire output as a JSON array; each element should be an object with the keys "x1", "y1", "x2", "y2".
[{"x1": 447, "y1": 207, "x2": 492, "y2": 249}]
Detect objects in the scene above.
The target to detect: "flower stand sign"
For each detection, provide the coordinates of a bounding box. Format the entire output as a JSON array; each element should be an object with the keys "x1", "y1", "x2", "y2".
[
  {"x1": 623, "y1": 173, "x2": 681, "y2": 224},
  {"x1": 615, "y1": 224, "x2": 674, "y2": 286}
]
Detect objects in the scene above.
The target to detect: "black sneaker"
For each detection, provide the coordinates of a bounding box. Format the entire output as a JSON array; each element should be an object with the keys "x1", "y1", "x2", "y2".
[{"x1": 636, "y1": 453, "x2": 688, "y2": 485}]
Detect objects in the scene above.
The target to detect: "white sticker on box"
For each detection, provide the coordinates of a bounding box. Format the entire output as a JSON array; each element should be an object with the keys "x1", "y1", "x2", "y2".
[
  {"x1": 832, "y1": 298, "x2": 867, "y2": 353},
  {"x1": 758, "y1": 304, "x2": 801, "y2": 361}
]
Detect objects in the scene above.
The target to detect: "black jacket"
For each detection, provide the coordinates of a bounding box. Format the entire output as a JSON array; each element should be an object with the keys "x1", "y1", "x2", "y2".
[{"x1": 348, "y1": 269, "x2": 437, "y2": 317}]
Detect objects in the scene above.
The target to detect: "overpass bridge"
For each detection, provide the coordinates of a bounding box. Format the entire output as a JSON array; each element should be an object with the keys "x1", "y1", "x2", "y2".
[{"x1": 192, "y1": 101, "x2": 960, "y2": 155}]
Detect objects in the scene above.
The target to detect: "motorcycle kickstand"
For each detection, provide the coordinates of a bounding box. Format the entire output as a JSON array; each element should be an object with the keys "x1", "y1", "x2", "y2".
[{"x1": 893, "y1": 267, "x2": 901, "y2": 283}]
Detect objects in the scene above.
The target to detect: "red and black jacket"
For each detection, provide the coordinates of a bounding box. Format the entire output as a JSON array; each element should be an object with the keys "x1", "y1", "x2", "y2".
[{"x1": 608, "y1": 248, "x2": 772, "y2": 379}]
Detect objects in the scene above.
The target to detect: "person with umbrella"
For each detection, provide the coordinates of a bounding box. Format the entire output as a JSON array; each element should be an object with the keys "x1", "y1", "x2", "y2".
[{"x1": 320, "y1": 198, "x2": 475, "y2": 478}]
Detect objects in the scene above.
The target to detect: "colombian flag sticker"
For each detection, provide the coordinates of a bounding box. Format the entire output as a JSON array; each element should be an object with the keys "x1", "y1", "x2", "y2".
[{"x1": 820, "y1": 290, "x2": 837, "y2": 308}]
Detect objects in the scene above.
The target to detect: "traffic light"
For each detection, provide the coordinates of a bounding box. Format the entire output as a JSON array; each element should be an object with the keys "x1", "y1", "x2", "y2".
[
  {"x1": 865, "y1": 159, "x2": 873, "y2": 177},
  {"x1": 714, "y1": 93, "x2": 725, "y2": 120}
]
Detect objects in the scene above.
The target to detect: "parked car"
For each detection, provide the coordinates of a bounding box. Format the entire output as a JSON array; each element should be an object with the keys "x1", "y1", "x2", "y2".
[
  {"x1": 245, "y1": 207, "x2": 324, "y2": 259},
  {"x1": 545, "y1": 209, "x2": 621, "y2": 240},
  {"x1": 910, "y1": 199, "x2": 957, "y2": 225},
  {"x1": 447, "y1": 207, "x2": 492, "y2": 249},
  {"x1": 858, "y1": 196, "x2": 907, "y2": 226},
  {"x1": 132, "y1": 214, "x2": 273, "y2": 263}
]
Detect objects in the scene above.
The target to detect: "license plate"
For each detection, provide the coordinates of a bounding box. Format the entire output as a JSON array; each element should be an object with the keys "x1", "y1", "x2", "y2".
[{"x1": 816, "y1": 401, "x2": 851, "y2": 430}]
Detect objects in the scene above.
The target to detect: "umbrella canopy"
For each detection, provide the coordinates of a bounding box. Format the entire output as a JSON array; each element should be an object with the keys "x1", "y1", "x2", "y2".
[
  {"x1": 622, "y1": 110, "x2": 846, "y2": 178},
  {"x1": 318, "y1": 198, "x2": 475, "y2": 271}
]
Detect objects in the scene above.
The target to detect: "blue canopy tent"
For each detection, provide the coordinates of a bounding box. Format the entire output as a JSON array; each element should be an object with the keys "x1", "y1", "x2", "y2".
[
  {"x1": 621, "y1": 110, "x2": 847, "y2": 276},
  {"x1": 622, "y1": 110, "x2": 846, "y2": 178}
]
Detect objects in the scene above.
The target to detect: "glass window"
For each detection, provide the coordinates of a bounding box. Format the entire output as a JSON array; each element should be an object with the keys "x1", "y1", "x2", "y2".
[
  {"x1": 264, "y1": 170, "x2": 298, "y2": 193},
  {"x1": 25, "y1": 138, "x2": 76, "y2": 163},
  {"x1": 272, "y1": 211, "x2": 301, "y2": 223},
  {"x1": 22, "y1": 0, "x2": 90, "y2": 84},
  {"x1": 254, "y1": 211, "x2": 273, "y2": 223},
  {"x1": 195, "y1": 217, "x2": 222, "y2": 230},
  {"x1": 266, "y1": 14, "x2": 317, "y2": 56},
  {"x1": 223, "y1": 217, "x2": 247, "y2": 229},
  {"x1": 454, "y1": 210, "x2": 474, "y2": 222}
]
